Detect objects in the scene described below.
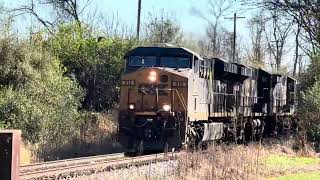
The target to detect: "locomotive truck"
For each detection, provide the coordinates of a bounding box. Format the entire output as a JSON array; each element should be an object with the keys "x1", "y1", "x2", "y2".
[{"x1": 117, "y1": 44, "x2": 296, "y2": 153}]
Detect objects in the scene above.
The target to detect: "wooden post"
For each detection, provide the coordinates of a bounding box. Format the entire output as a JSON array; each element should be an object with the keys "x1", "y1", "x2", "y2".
[
  {"x1": 136, "y1": 0, "x2": 142, "y2": 40},
  {"x1": 0, "y1": 130, "x2": 21, "y2": 180}
]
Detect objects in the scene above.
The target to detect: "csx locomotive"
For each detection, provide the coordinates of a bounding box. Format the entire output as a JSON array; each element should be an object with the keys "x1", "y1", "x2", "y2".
[{"x1": 117, "y1": 44, "x2": 296, "y2": 153}]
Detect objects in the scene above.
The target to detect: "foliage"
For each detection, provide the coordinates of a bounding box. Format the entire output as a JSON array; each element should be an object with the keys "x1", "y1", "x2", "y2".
[
  {"x1": 298, "y1": 80, "x2": 320, "y2": 141},
  {"x1": 37, "y1": 111, "x2": 123, "y2": 161},
  {"x1": 246, "y1": 12, "x2": 267, "y2": 66},
  {"x1": 143, "y1": 11, "x2": 182, "y2": 44},
  {"x1": 297, "y1": 53, "x2": 320, "y2": 142},
  {"x1": 299, "y1": 55, "x2": 320, "y2": 90},
  {"x1": 47, "y1": 23, "x2": 137, "y2": 111},
  {"x1": 261, "y1": 0, "x2": 320, "y2": 51},
  {"x1": 0, "y1": 19, "x2": 137, "y2": 159},
  {"x1": 0, "y1": 34, "x2": 84, "y2": 147}
]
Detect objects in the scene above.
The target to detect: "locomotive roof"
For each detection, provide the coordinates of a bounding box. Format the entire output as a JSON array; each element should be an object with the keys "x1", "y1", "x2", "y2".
[
  {"x1": 125, "y1": 45, "x2": 296, "y2": 80},
  {"x1": 287, "y1": 75, "x2": 296, "y2": 80},
  {"x1": 125, "y1": 46, "x2": 202, "y2": 59},
  {"x1": 211, "y1": 57, "x2": 229, "y2": 63},
  {"x1": 232, "y1": 62, "x2": 251, "y2": 69}
]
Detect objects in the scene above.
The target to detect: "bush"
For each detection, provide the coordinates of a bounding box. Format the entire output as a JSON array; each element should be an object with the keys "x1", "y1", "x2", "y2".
[
  {"x1": 0, "y1": 21, "x2": 137, "y2": 160},
  {"x1": 298, "y1": 81, "x2": 320, "y2": 141},
  {"x1": 37, "y1": 111, "x2": 123, "y2": 161},
  {"x1": 47, "y1": 23, "x2": 137, "y2": 111},
  {"x1": 0, "y1": 34, "x2": 84, "y2": 149}
]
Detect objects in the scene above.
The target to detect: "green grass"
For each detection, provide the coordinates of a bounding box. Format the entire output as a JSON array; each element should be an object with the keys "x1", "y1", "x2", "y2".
[
  {"x1": 268, "y1": 171, "x2": 320, "y2": 180},
  {"x1": 263, "y1": 154, "x2": 320, "y2": 169}
]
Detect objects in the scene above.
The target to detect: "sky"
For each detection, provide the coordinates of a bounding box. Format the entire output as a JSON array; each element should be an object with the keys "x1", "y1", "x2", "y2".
[
  {"x1": 91, "y1": 0, "x2": 252, "y2": 37},
  {"x1": 1, "y1": 0, "x2": 297, "y2": 70},
  {"x1": 2, "y1": 0, "x2": 252, "y2": 38},
  {"x1": 91, "y1": 0, "x2": 249, "y2": 34}
]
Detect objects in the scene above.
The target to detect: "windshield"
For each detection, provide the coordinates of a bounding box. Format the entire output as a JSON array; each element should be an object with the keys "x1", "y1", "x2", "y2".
[
  {"x1": 128, "y1": 56, "x2": 157, "y2": 67},
  {"x1": 160, "y1": 57, "x2": 190, "y2": 68},
  {"x1": 127, "y1": 56, "x2": 191, "y2": 68}
]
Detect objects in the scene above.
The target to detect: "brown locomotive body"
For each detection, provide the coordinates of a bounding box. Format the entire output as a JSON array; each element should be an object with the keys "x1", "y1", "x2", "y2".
[{"x1": 117, "y1": 44, "x2": 296, "y2": 153}]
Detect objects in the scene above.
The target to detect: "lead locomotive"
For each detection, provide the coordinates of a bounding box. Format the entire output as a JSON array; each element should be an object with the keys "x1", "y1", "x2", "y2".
[{"x1": 117, "y1": 44, "x2": 296, "y2": 153}]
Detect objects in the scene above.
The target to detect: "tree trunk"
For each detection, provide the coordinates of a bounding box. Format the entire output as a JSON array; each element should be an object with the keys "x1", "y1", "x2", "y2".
[{"x1": 293, "y1": 22, "x2": 301, "y2": 77}]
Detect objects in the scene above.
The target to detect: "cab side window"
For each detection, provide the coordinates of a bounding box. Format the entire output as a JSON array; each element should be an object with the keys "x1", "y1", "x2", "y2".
[
  {"x1": 199, "y1": 59, "x2": 211, "y2": 79},
  {"x1": 194, "y1": 58, "x2": 199, "y2": 74},
  {"x1": 200, "y1": 60, "x2": 205, "y2": 78}
]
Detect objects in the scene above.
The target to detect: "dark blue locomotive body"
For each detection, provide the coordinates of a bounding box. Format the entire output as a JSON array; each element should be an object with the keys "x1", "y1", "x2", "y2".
[{"x1": 117, "y1": 44, "x2": 296, "y2": 153}]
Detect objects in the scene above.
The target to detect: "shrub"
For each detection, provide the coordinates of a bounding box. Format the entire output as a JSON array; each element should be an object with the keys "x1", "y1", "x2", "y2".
[
  {"x1": 298, "y1": 81, "x2": 320, "y2": 141},
  {"x1": 47, "y1": 23, "x2": 137, "y2": 111},
  {"x1": 0, "y1": 34, "x2": 84, "y2": 150}
]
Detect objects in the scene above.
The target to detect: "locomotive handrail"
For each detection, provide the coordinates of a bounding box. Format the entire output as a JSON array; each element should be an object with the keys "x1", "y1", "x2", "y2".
[
  {"x1": 172, "y1": 89, "x2": 187, "y2": 112},
  {"x1": 128, "y1": 87, "x2": 187, "y2": 113}
]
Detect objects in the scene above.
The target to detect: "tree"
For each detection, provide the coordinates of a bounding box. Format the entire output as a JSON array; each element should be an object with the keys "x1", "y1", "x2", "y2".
[
  {"x1": 242, "y1": 0, "x2": 320, "y2": 54},
  {"x1": 298, "y1": 79, "x2": 320, "y2": 146},
  {"x1": 143, "y1": 11, "x2": 182, "y2": 44},
  {"x1": 264, "y1": 8, "x2": 293, "y2": 71},
  {"x1": 102, "y1": 13, "x2": 135, "y2": 38},
  {"x1": 244, "y1": 0, "x2": 320, "y2": 148},
  {"x1": 247, "y1": 13, "x2": 267, "y2": 66},
  {"x1": 47, "y1": 23, "x2": 136, "y2": 111},
  {"x1": 265, "y1": 0, "x2": 319, "y2": 51},
  {"x1": 293, "y1": 21, "x2": 301, "y2": 77},
  {"x1": 10, "y1": 0, "x2": 91, "y2": 34},
  {"x1": 220, "y1": 31, "x2": 238, "y2": 61},
  {"x1": 191, "y1": 0, "x2": 232, "y2": 57},
  {"x1": 0, "y1": 31, "x2": 84, "y2": 147}
]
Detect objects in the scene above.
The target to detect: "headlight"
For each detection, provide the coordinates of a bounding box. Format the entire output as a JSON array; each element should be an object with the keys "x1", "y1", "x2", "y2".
[
  {"x1": 162, "y1": 104, "x2": 171, "y2": 111},
  {"x1": 148, "y1": 71, "x2": 157, "y2": 82},
  {"x1": 129, "y1": 104, "x2": 135, "y2": 110}
]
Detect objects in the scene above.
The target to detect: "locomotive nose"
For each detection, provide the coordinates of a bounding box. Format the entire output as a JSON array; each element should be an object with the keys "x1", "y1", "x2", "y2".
[{"x1": 120, "y1": 67, "x2": 188, "y2": 116}]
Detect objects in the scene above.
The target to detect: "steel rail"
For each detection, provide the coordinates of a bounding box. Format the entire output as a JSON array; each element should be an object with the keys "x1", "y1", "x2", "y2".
[
  {"x1": 20, "y1": 153, "x2": 125, "y2": 174},
  {"x1": 20, "y1": 152, "x2": 179, "y2": 180}
]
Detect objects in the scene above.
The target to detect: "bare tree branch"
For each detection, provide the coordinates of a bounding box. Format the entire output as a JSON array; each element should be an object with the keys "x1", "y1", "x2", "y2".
[
  {"x1": 262, "y1": 6, "x2": 293, "y2": 71},
  {"x1": 10, "y1": 0, "x2": 92, "y2": 33},
  {"x1": 190, "y1": 0, "x2": 233, "y2": 56},
  {"x1": 242, "y1": 0, "x2": 320, "y2": 51}
]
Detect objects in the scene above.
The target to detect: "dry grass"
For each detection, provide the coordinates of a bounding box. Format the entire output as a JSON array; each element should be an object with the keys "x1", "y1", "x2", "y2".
[
  {"x1": 20, "y1": 112, "x2": 124, "y2": 163},
  {"x1": 175, "y1": 137, "x2": 319, "y2": 180},
  {"x1": 38, "y1": 112, "x2": 124, "y2": 161},
  {"x1": 68, "y1": 137, "x2": 320, "y2": 180},
  {"x1": 176, "y1": 144, "x2": 263, "y2": 180},
  {"x1": 20, "y1": 142, "x2": 35, "y2": 165}
]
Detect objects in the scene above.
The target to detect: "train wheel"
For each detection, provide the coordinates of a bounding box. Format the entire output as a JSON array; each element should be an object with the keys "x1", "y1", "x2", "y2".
[
  {"x1": 257, "y1": 121, "x2": 265, "y2": 142},
  {"x1": 197, "y1": 140, "x2": 208, "y2": 150},
  {"x1": 186, "y1": 135, "x2": 196, "y2": 151},
  {"x1": 186, "y1": 130, "x2": 200, "y2": 151},
  {"x1": 283, "y1": 117, "x2": 292, "y2": 133},
  {"x1": 136, "y1": 140, "x2": 144, "y2": 156},
  {"x1": 244, "y1": 121, "x2": 253, "y2": 143},
  {"x1": 164, "y1": 142, "x2": 169, "y2": 154}
]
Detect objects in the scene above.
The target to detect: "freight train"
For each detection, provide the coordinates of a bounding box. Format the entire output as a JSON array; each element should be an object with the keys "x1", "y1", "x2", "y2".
[{"x1": 117, "y1": 44, "x2": 296, "y2": 153}]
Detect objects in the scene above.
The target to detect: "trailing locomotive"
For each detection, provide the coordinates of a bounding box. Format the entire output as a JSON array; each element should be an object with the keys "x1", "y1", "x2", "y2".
[{"x1": 117, "y1": 44, "x2": 296, "y2": 153}]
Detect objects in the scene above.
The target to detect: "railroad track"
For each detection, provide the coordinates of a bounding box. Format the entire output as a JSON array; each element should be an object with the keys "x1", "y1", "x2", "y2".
[{"x1": 20, "y1": 152, "x2": 179, "y2": 179}]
